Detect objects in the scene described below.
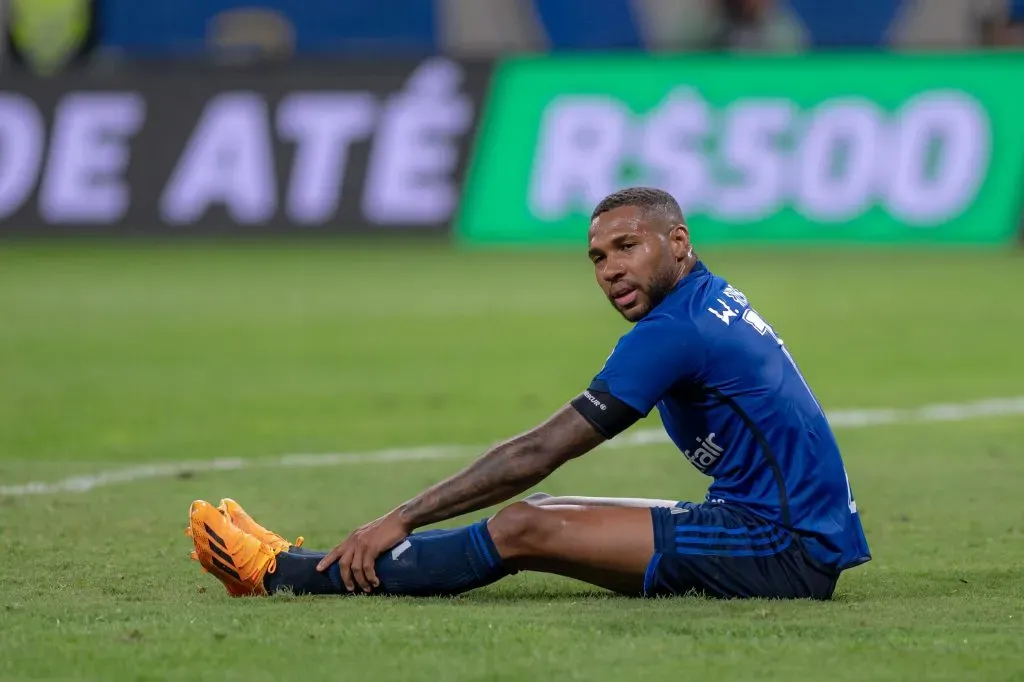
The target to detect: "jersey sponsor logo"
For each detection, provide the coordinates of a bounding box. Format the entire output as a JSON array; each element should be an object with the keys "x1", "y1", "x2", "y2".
[
  {"x1": 683, "y1": 432, "x2": 725, "y2": 473},
  {"x1": 716, "y1": 287, "x2": 833, "y2": 427}
]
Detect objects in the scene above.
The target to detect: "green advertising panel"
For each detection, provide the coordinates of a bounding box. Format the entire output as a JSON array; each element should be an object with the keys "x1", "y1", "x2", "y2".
[{"x1": 458, "y1": 54, "x2": 1024, "y2": 246}]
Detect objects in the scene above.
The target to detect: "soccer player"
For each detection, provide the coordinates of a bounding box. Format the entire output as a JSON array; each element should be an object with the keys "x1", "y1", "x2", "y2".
[{"x1": 187, "y1": 187, "x2": 871, "y2": 600}]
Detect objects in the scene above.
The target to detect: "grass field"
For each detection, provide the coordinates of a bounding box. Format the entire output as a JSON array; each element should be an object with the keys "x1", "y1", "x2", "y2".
[{"x1": 1, "y1": 242, "x2": 1023, "y2": 681}]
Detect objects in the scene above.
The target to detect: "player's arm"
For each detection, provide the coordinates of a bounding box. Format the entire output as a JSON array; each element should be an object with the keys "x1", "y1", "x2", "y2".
[
  {"x1": 316, "y1": 318, "x2": 688, "y2": 589},
  {"x1": 314, "y1": 399, "x2": 638, "y2": 590},
  {"x1": 394, "y1": 316, "x2": 693, "y2": 529},
  {"x1": 396, "y1": 395, "x2": 638, "y2": 529}
]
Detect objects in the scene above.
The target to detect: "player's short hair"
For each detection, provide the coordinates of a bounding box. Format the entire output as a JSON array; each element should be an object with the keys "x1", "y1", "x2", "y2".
[{"x1": 590, "y1": 187, "x2": 684, "y2": 224}]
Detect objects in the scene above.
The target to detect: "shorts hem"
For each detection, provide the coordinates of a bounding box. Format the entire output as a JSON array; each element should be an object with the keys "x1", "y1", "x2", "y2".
[{"x1": 642, "y1": 553, "x2": 663, "y2": 597}]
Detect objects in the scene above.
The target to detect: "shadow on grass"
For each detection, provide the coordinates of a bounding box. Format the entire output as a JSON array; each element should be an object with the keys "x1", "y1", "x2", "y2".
[
  {"x1": 261, "y1": 585, "x2": 762, "y2": 606},
  {"x1": 252, "y1": 566, "x2": 1022, "y2": 608}
]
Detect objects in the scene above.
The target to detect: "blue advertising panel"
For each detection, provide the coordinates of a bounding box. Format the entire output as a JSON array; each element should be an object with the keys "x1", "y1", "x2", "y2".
[{"x1": 97, "y1": 0, "x2": 437, "y2": 55}]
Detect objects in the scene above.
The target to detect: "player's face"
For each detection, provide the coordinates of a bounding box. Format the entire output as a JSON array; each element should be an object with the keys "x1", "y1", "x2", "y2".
[{"x1": 588, "y1": 206, "x2": 683, "y2": 322}]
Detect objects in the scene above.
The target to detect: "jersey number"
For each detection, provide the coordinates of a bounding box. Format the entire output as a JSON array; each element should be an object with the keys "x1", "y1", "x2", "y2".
[
  {"x1": 741, "y1": 309, "x2": 800, "y2": 370},
  {"x1": 744, "y1": 309, "x2": 859, "y2": 516}
]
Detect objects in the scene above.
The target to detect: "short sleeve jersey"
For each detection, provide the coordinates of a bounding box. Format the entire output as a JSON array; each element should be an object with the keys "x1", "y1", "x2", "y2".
[{"x1": 586, "y1": 261, "x2": 871, "y2": 572}]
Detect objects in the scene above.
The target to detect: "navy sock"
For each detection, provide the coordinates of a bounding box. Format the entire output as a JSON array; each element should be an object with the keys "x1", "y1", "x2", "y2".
[
  {"x1": 281, "y1": 537, "x2": 454, "y2": 555},
  {"x1": 264, "y1": 520, "x2": 510, "y2": 597},
  {"x1": 279, "y1": 528, "x2": 456, "y2": 561},
  {"x1": 285, "y1": 546, "x2": 321, "y2": 557}
]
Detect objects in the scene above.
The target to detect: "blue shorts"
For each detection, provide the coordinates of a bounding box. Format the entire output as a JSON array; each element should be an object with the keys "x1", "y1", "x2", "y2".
[{"x1": 644, "y1": 502, "x2": 838, "y2": 600}]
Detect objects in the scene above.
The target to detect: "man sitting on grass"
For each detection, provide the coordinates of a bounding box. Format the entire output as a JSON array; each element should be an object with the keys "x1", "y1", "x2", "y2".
[{"x1": 186, "y1": 187, "x2": 870, "y2": 600}]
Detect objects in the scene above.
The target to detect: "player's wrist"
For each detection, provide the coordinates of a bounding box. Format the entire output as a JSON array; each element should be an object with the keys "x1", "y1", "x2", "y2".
[{"x1": 392, "y1": 505, "x2": 419, "y2": 533}]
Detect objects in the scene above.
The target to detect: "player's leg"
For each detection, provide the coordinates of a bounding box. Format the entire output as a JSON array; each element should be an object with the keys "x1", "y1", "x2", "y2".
[
  {"x1": 485, "y1": 502, "x2": 656, "y2": 594},
  {"x1": 255, "y1": 503, "x2": 656, "y2": 597},
  {"x1": 192, "y1": 496, "x2": 835, "y2": 600},
  {"x1": 210, "y1": 494, "x2": 659, "y2": 595},
  {"x1": 189, "y1": 500, "x2": 500, "y2": 598},
  {"x1": 209, "y1": 493, "x2": 655, "y2": 593},
  {"x1": 357, "y1": 500, "x2": 838, "y2": 600},
  {"x1": 492, "y1": 502, "x2": 837, "y2": 600},
  {"x1": 642, "y1": 503, "x2": 840, "y2": 600}
]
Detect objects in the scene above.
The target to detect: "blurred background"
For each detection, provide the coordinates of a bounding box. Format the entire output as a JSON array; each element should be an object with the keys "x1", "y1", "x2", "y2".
[
  {"x1": 6, "y1": 0, "x2": 1024, "y2": 62},
  {"x1": 2, "y1": 6, "x2": 1024, "y2": 679},
  {"x1": 1, "y1": 0, "x2": 1022, "y2": 242}
]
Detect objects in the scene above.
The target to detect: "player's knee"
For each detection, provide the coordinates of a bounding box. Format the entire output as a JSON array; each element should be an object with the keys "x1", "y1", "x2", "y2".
[{"x1": 488, "y1": 502, "x2": 558, "y2": 558}]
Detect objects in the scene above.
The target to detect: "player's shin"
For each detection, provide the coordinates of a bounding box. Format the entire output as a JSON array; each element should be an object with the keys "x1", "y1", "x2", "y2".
[
  {"x1": 263, "y1": 521, "x2": 510, "y2": 596},
  {"x1": 279, "y1": 529, "x2": 459, "y2": 559}
]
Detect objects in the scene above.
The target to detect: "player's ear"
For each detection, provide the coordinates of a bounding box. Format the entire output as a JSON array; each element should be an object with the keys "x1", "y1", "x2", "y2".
[{"x1": 667, "y1": 223, "x2": 690, "y2": 261}]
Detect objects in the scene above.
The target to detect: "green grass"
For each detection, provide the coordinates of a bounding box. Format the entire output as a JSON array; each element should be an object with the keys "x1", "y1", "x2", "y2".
[{"x1": 1, "y1": 242, "x2": 1023, "y2": 681}]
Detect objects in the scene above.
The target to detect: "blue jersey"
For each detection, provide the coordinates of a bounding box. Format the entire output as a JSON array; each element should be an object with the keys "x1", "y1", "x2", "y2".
[{"x1": 591, "y1": 261, "x2": 871, "y2": 572}]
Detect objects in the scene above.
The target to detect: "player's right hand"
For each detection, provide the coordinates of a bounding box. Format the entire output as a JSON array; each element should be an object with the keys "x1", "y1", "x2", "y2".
[{"x1": 315, "y1": 510, "x2": 411, "y2": 593}]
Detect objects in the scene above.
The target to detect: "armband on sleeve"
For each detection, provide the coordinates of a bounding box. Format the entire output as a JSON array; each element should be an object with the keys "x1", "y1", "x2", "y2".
[{"x1": 570, "y1": 389, "x2": 643, "y2": 439}]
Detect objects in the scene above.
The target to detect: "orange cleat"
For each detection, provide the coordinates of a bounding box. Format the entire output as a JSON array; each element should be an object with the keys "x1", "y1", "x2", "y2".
[
  {"x1": 187, "y1": 500, "x2": 279, "y2": 597},
  {"x1": 217, "y1": 498, "x2": 304, "y2": 553}
]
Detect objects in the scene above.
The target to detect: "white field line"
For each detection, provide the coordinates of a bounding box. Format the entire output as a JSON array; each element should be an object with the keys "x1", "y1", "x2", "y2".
[{"x1": 2, "y1": 396, "x2": 1023, "y2": 498}]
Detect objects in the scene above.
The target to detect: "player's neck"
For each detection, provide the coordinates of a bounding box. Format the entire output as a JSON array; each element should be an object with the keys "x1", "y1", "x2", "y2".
[{"x1": 674, "y1": 254, "x2": 699, "y2": 286}]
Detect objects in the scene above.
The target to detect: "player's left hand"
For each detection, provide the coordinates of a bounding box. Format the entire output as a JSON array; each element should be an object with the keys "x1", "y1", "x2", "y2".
[{"x1": 316, "y1": 510, "x2": 411, "y2": 593}]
